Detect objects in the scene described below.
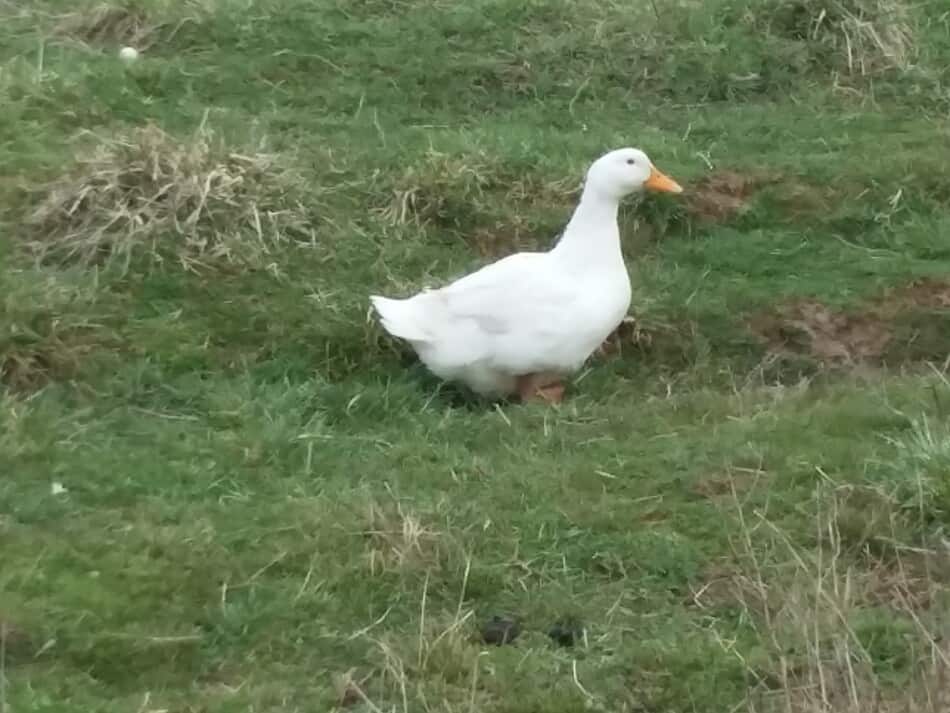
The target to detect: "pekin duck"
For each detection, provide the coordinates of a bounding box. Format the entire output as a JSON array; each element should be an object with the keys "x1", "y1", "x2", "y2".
[{"x1": 370, "y1": 148, "x2": 683, "y2": 403}]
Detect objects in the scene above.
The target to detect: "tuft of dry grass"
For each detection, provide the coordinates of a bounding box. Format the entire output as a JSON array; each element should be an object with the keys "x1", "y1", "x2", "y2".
[
  {"x1": 720, "y1": 480, "x2": 950, "y2": 713},
  {"x1": 370, "y1": 613, "x2": 481, "y2": 709},
  {"x1": 363, "y1": 502, "x2": 447, "y2": 575},
  {"x1": 26, "y1": 122, "x2": 312, "y2": 273},
  {"x1": 378, "y1": 148, "x2": 576, "y2": 236},
  {"x1": 352, "y1": 560, "x2": 483, "y2": 712},
  {"x1": 48, "y1": 0, "x2": 209, "y2": 50},
  {"x1": 53, "y1": 2, "x2": 154, "y2": 47},
  {"x1": 332, "y1": 668, "x2": 373, "y2": 709},
  {"x1": 378, "y1": 149, "x2": 507, "y2": 230},
  {"x1": 767, "y1": 0, "x2": 916, "y2": 75}
]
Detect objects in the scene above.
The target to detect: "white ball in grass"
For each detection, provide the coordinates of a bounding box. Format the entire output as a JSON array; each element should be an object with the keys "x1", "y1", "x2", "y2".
[{"x1": 119, "y1": 46, "x2": 140, "y2": 64}]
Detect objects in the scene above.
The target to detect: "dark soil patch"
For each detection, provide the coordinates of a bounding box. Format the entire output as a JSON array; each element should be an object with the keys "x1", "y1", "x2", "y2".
[
  {"x1": 894, "y1": 279, "x2": 950, "y2": 309},
  {"x1": 685, "y1": 170, "x2": 767, "y2": 223},
  {"x1": 749, "y1": 278, "x2": 950, "y2": 365},
  {"x1": 751, "y1": 300, "x2": 892, "y2": 362},
  {"x1": 682, "y1": 170, "x2": 833, "y2": 227}
]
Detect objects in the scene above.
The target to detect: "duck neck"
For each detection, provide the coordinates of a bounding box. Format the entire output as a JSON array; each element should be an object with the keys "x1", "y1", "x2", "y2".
[{"x1": 551, "y1": 188, "x2": 622, "y2": 269}]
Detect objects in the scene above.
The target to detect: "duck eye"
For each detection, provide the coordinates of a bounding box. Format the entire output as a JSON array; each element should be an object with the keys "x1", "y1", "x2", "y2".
[{"x1": 626, "y1": 158, "x2": 636, "y2": 165}]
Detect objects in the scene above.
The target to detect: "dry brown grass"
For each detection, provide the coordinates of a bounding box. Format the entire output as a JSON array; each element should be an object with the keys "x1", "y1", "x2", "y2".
[
  {"x1": 363, "y1": 502, "x2": 447, "y2": 575},
  {"x1": 822, "y1": 0, "x2": 914, "y2": 75},
  {"x1": 26, "y1": 121, "x2": 312, "y2": 273},
  {"x1": 48, "y1": 0, "x2": 209, "y2": 50},
  {"x1": 378, "y1": 149, "x2": 508, "y2": 230},
  {"x1": 369, "y1": 612, "x2": 480, "y2": 709},
  {"x1": 720, "y1": 479, "x2": 950, "y2": 712},
  {"x1": 347, "y1": 559, "x2": 483, "y2": 712},
  {"x1": 378, "y1": 148, "x2": 576, "y2": 233},
  {"x1": 766, "y1": 0, "x2": 916, "y2": 75},
  {"x1": 54, "y1": 3, "x2": 155, "y2": 47}
]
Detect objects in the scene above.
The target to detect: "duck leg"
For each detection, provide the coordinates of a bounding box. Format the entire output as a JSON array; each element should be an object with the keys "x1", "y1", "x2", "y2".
[{"x1": 516, "y1": 373, "x2": 565, "y2": 405}]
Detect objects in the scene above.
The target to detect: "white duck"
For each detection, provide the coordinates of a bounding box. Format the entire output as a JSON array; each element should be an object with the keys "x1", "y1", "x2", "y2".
[{"x1": 370, "y1": 147, "x2": 683, "y2": 403}]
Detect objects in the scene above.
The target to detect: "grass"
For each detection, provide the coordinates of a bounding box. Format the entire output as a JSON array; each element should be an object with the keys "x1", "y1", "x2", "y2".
[
  {"x1": 25, "y1": 120, "x2": 312, "y2": 272},
  {"x1": 2, "y1": 0, "x2": 950, "y2": 710}
]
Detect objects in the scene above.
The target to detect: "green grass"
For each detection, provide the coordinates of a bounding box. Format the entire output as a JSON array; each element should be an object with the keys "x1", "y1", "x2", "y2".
[{"x1": 2, "y1": 0, "x2": 950, "y2": 710}]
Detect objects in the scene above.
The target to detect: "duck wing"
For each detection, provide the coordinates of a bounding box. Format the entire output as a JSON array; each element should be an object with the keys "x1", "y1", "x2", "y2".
[{"x1": 428, "y1": 252, "x2": 585, "y2": 373}]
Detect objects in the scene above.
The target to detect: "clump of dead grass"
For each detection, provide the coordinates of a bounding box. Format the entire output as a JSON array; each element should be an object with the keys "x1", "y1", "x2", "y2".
[
  {"x1": 370, "y1": 611, "x2": 480, "y2": 702},
  {"x1": 764, "y1": 0, "x2": 916, "y2": 75},
  {"x1": 378, "y1": 149, "x2": 510, "y2": 230},
  {"x1": 378, "y1": 148, "x2": 576, "y2": 237},
  {"x1": 49, "y1": 0, "x2": 207, "y2": 50},
  {"x1": 716, "y1": 478, "x2": 949, "y2": 712},
  {"x1": 26, "y1": 122, "x2": 311, "y2": 273},
  {"x1": 345, "y1": 558, "x2": 483, "y2": 712},
  {"x1": 54, "y1": 3, "x2": 154, "y2": 47},
  {"x1": 363, "y1": 502, "x2": 447, "y2": 575}
]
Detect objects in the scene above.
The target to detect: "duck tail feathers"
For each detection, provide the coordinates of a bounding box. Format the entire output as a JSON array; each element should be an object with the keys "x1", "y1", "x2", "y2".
[{"x1": 370, "y1": 295, "x2": 431, "y2": 342}]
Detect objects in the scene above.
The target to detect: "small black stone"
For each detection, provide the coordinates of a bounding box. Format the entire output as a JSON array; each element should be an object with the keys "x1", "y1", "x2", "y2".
[
  {"x1": 547, "y1": 618, "x2": 582, "y2": 647},
  {"x1": 481, "y1": 615, "x2": 521, "y2": 646}
]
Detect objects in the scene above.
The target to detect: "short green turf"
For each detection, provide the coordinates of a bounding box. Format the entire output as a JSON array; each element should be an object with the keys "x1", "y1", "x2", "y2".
[{"x1": 2, "y1": 0, "x2": 950, "y2": 711}]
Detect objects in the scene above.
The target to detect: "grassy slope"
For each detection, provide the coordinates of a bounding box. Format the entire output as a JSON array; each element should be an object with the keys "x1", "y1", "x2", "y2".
[{"x1": 2, "y1": 0, "x2": 950, "y2": 711}]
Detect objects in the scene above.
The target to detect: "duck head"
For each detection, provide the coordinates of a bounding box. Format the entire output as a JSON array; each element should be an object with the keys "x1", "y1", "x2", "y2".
[{"x1": 584, "y1": 148, "x2": 683, "y2": 201}]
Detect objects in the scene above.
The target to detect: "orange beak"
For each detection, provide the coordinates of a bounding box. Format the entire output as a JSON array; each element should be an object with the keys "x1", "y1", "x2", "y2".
[{"x1": 644, "y1": 166, "x2": 683, "y2": 194}]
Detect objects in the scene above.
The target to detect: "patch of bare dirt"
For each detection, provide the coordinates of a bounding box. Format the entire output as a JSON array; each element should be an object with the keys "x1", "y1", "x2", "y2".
[
  {"x1": 894, "y1": 278, "x2": 950, "y2": 309},
  {"x1": 683, "y1": 170, "x2": 829, "y2": 225},
  {"x1": 750, "y1": 278, "x2": 950, "y2": 364},
  {"x1": 685, "y1": 170, "x2": 764, "y2": 223},
  {"x1": 752, "y1": 300, "x2": 893, "y2": 361}
]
